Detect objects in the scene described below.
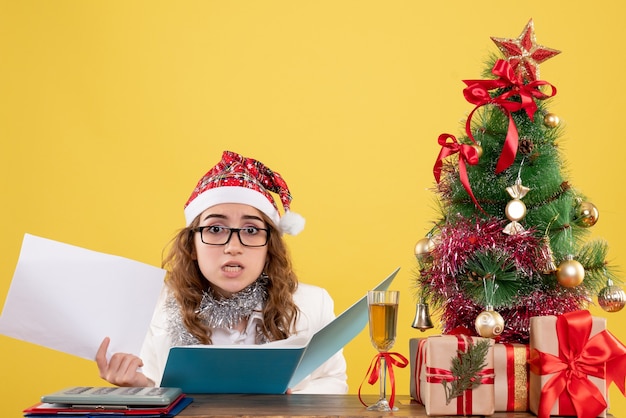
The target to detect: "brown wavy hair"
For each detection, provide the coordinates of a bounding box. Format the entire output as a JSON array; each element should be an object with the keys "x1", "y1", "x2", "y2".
[{"x1": 161, "y1": 212, "x2": 299, "y2": 344}]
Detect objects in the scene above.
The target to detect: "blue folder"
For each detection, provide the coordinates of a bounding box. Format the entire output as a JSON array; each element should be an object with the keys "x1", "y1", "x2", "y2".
[{"x1": 160, "y1": 267, "x2": 400, "y2": 394}]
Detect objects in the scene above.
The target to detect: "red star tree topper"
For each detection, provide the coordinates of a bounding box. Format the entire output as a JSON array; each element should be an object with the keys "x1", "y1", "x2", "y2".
[{"x1": 491, "y1": 19, "x2": 561, "y2": 82}]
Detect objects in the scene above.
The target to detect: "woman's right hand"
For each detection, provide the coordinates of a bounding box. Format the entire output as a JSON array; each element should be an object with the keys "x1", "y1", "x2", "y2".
[{"x1": 96, "y1": 337, "x2": 154, "y2": 387}]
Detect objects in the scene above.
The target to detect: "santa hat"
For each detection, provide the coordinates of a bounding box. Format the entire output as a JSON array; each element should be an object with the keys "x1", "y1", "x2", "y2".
[{"x1": 184, "y1": 150, "x2": 305, "y2": 235}]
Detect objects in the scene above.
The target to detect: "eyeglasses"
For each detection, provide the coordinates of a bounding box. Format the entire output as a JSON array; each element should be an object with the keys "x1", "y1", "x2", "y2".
[{"x1": 193, "y1": 225, "x2": 270, "y2": 247}]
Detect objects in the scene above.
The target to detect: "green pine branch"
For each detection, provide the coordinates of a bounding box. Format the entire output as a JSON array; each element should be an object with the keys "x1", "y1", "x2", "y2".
[
  {"x1": 461, "y1": 249, "x2": 519, "y2": 307},
  {"x1": 443, "y1": 339, "x2": 491, "y2": 405}
]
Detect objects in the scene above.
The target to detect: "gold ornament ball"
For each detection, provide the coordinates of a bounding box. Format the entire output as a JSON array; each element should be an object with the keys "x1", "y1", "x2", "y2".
[
  {"x1": 543, "y1": 113, "x2": 560, "y2": 128},
  {"x1": 505, "y1": 199, "x2": 527, "y2": 222},
  {"x1": 556, "y1": 259, "x2": 585, "y2": 287},
  {"x1": 598, "y1": 285, "x2": 626, "y2": 312},
  {"x1": 414, "y1": 237, "x2": 435, "y2": 259},
  {"x1": 575, "y1": 201, "x2": 599, "y2": 228},
  {"x1": 474, "y1": 309, "x2": 505, "y2": 338}
]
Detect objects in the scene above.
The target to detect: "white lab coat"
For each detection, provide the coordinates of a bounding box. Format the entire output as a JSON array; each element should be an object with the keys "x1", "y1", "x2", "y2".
[{"x1": 139, "y1": 282, "x2": 348, "y2": 394}]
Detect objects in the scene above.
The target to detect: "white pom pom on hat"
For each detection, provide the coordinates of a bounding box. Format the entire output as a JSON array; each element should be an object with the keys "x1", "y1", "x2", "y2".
[
  {"x1": 184, "y1": 150, "x2": 305, "y2": 235},
  {"x1": 279, "y1": 210, "x2": 306, "y2": 235}
]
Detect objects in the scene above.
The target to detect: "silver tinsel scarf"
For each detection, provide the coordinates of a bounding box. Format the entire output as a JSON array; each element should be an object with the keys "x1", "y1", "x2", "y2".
[{"x1": 166, "y1": 274, "x2": 269, "y2": 346}]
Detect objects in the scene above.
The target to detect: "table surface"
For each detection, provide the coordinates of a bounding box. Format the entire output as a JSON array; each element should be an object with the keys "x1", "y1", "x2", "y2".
[{"x1": 177, "y1": 394, "x2": 535, "y2": 417}]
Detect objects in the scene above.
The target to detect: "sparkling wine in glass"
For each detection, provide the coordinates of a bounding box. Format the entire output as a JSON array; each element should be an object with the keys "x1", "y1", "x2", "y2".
[{"x1": 367, "y1": 290, "x2": 399, "y2": 411}]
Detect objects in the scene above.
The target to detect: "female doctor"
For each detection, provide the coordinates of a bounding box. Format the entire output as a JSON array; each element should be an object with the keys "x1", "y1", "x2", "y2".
[{"x1": 95, "y1": 150, "x2": 348, "y2": 394}]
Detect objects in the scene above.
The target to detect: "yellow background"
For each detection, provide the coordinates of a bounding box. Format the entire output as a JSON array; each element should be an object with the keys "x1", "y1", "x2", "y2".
[{"x1": 1, "y1": 1, "x2": 625, "y2": 415}]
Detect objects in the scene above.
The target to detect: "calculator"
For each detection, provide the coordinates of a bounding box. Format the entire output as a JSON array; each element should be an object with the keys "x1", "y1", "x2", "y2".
[{"x1": 40, "y1": 386, "x2": 183, "y2": 406}]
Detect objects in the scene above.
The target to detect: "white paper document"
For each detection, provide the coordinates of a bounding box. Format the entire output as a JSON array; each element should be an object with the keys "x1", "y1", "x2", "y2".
[{"x1": 0, "y1": 234, "x2": 166, "y2": 360}]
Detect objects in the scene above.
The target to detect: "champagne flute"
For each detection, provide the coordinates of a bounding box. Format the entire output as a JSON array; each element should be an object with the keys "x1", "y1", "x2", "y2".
[{"x1": 366, "y1": 290, "x2": 399, "y2": 411}]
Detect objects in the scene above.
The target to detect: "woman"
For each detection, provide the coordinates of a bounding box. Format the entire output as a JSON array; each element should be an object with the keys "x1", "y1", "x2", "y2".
[{"x1": 96, "y1": 150, "x2": 348, "y2": 394}]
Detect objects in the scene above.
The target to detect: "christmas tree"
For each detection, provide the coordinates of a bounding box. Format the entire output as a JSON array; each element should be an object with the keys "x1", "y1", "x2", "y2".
[{"x1": 413, "y1": 19, "x2": 626, "y2": 344}]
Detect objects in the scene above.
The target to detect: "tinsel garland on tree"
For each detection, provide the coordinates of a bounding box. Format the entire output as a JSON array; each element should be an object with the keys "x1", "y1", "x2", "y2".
[{"x1": 413, "y1": 19, "x2": 624, "y2": 344}]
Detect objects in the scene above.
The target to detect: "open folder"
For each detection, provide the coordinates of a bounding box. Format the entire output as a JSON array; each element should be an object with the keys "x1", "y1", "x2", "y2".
[{"x1": 160, "y1": 267, "x2": 400, "y2": 394}]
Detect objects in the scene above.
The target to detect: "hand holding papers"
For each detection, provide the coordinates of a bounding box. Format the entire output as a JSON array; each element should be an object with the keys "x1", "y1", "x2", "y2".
[{"x1": 0, "y1": 234, "x2": 166, "y2": 360}]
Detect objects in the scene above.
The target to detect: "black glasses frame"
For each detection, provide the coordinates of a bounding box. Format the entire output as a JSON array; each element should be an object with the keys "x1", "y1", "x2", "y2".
[{"x1": 193, "y1": 226, "x2": 271, "y2": 247}]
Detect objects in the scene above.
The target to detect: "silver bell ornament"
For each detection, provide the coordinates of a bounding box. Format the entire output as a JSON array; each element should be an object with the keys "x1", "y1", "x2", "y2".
[{"x1": 411, "y1": 300, "x2": 434, "y2": 332}]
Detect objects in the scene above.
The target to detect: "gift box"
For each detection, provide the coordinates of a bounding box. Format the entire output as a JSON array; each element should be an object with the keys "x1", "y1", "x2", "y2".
[
  {"x1": 493, "y1": 342, "x2": 529, "y2": 412},
  {"x1": 410, "y1": 335, "x2": 495, "y2": 416},
  {"x1": 409, "y1": 337, "x2": 424, "y2": 401},
  {"x1": 528, "y1": 310, "x2": 626, "y2": 418}
]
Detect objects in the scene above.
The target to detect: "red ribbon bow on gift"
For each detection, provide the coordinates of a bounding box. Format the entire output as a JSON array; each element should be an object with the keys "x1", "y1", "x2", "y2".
[
  {"x1": 528, "y1": 310, "x2": 626, "y2": 418},
  {"x1": 358, "y1": 351, "x2": 409, "y2": 409},
  {"x1": 462, "y1": 59, "x2": 556, "y2": 174},
  {"x1": 433, "y1": 133, "x2": 482, "y2": 212}
]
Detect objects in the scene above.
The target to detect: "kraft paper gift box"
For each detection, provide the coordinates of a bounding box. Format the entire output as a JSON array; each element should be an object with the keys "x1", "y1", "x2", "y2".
[
  {"x1": 528, "y1": 310, "x2": 626, "y2": 418},
  {"x1": 411, "y1": 335, "x2": 495, "y2": 416},
  {"x1": 493, "y1": 342, "x2": 529, "y2": 412}
]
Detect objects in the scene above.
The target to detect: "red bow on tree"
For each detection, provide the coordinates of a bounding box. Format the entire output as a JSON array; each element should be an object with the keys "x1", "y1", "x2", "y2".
[
  {"x1": 433, "y1": 133, "x2": 482, "y2": 212},
  {"x1": 462, "y1": 59, "x2": 556, "y2": 174}
]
